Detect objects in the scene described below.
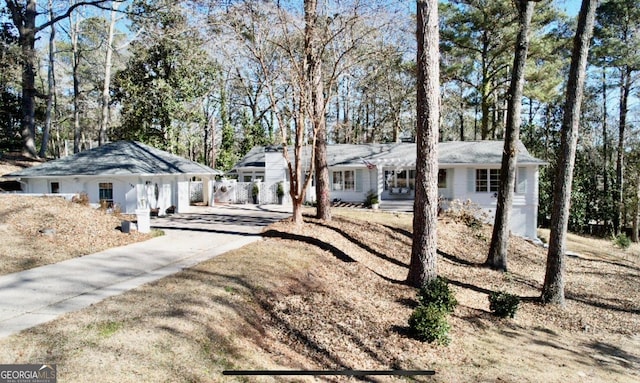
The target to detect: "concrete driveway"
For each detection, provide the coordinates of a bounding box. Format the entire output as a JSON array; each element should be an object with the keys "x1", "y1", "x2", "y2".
[{"x1": 0, "y1": 204, "x2": 291, "y2": 339}]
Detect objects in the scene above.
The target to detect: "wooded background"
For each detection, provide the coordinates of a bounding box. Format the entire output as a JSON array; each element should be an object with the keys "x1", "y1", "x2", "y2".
[{"x1": 0, "y1": 0, "x2": 638, "y2": 237}]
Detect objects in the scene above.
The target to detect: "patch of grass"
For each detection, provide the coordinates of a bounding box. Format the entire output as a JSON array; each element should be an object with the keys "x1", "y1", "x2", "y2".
[
  {"x1": 95, "y1": 321, "x2": 123, "y2": 338},
  {"x1": 151, "y1": 229, "x2": 165, "y2": 237}
]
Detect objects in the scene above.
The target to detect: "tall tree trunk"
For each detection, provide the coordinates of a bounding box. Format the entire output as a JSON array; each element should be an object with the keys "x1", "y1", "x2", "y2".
[
  {"x1": 541, "y1": 0, "x2": 598, "y2": 306},
  {"x1": 8, "y1": 0, "x2": 111, "y2": 158},
  {"x1": 407, "y1": 0, "x2": 440, "y2": 287},
  {"x1": 16, "y1": 0, "x2": 39, "y2": 158},
  {"x1": 486, "y1": 0, "x2": 535, "y2": 271},
  {"x1": 71, "y1": 11, "x2": 81, "y2": 154},
  {"x1": 99, "y1": 1, "x2": 119, "y2": 146},
  {"x1": 40, "y1": 1, "x2": 56, "y2": 158},
  {"x1": 305, "y1": 0, "x2": 331, "y2": 221},
  {"x1": 480, "y1": 42, "x2": 490, "y2": 140},
  {"x1": 633, "y1": 174, "x2": 639, "y2": 243},
  {"x1": 602, "y1": 69, "x2": 609, "y2": 231},
  {"x1": 613, "y1": 67, "x2": 631, "y2": 234}
]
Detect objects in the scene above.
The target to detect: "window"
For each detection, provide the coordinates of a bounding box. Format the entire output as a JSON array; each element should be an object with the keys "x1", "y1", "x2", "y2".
[
  {"x1": 475, "y1": 169, "x2": 500, "y2": 192},
  {"x1": 489, "y1": 169, "x2": 500, "y2": 192},
  {"x1": 241, "y1": 173, "x2": 264, "y2": 182},
  {"x1": 396, "y1": 170, "x2": 408, "y2": 189},
  {"x1": 438, "y1": 169, "x2": 447, "y2": 188},
  {"x1": 476, "y1": 169, "x2": 488, "y2": 191},
  {"x1": 332, "y1": 170, "x2": 355, "y2": 191},
  {"x1": 99, "y1": 182, "x2": 113, "y2": 207},
  {"x1": 384, "y1": 169, "x2": 416, "y2": 191},
  {"x1": 50, "y1": 182, "x2": 60, "y2": 194}
]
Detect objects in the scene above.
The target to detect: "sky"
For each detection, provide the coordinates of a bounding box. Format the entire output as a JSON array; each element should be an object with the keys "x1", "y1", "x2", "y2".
[{"x1": 556, "y1": 0, "x2": 582, "y2": 16}]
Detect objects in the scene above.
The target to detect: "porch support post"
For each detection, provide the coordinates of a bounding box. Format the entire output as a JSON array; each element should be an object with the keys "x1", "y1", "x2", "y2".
[{"x1": 377, "y1": 166, "x2": 384, "y2": 201}]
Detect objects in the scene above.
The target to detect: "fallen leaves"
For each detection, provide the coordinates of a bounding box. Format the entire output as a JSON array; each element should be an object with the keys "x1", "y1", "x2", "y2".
[{"x1": 0, "y1": 195, "x2": 152, "y2": 275}]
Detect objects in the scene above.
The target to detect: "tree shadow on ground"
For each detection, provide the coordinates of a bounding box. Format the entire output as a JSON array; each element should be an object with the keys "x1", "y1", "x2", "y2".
[
  {"x1": 185, "y1": 268, "x2": 404, "y2": 382},
  {"x1": 315, "y1": 222, "x2": 409, "y2": 268},
  {"x1": 262, "y1": 229, "x2": 407, "y2": 286},
  {"x1": 567, "y1": 252, "x2": 640, "y2": 273},
  {"x1": 566, "y1": 292, "x2": 640, "y2": 315},
  {"x1": 584, "y1": 340, "x2": 640, "y2": 370},
  {"x1": 262, "y1": 229, "x2": 356, "y2": 263}
]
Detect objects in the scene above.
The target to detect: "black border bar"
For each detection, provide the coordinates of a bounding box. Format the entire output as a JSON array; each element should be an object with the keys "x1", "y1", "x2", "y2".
[{"x1": 223, "y1": 370, "x2": 435, "y2": 376}]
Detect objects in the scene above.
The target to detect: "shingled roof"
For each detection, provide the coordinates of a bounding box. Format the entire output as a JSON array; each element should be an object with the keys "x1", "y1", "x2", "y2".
[
  {"x1": 234, "y1": 140, "x2": 546, "y2": 170},
  {"x1": 4, "y1": 141, "x2": 222, "y2": 178}
]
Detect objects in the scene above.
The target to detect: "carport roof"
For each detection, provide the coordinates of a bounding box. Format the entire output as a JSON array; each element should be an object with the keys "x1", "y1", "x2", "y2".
[{"x1": 4, "y1": 141, "x2": 223, "y2": 178}]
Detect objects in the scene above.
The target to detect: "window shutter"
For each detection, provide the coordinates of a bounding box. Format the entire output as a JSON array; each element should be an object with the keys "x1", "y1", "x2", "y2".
[
  {"x1": 468, "y1": 168, "x2": 475, "y2": 192},
  {"x1": 517, "y1": 167, "x2": 527, "y2": 194},
  {"x1": 329, "y1": 171, "x2": 334, "y2": 190},
  {"x1": 355, "y1": 169, "x2": 363, "y2": 192}
]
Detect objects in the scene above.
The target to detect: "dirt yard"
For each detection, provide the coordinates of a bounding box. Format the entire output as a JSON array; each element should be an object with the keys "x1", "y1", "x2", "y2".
[{"x1": 0, "y1": 206, "x2": 637, "y2": 382}]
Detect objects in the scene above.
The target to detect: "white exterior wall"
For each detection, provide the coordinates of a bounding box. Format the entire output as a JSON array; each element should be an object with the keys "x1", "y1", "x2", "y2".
[
  {"x1": 327, "y1": 167, "x2": 371, "y2": 203},
  {"x1": 17, "y1": 175, "x2": 198, "y2": 215},
  {"x1": 265, "y1": 150, "x2": 287, "y2": 183},
  {"x1": 438, "y1": 168, "x2": 454, "y2": 200},
  {"x1": 176, "y1": 180, "x2": 190, "y2": 213},
  {"x1": 449, "y1": 164, "x2": 539, "y2": 239}
]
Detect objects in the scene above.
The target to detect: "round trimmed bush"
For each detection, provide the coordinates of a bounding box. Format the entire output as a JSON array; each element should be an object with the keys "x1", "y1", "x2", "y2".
[
  {"x1": 418, "y1": 276, "x2": 458, "y2": 314},
  {"x1": 408, "y1": 305, "x2": 451, "y2": 345},
  {"x1": 488, "y1": 291, "x2": 520, "y2": 318}
]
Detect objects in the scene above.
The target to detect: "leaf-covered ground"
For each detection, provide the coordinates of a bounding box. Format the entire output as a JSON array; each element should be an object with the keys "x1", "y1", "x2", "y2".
[
  {"x1": 0, "y1": 195, "x2": 152, "y2": 275},
  {"x1": 0, "y1": 207, "x2": 638, "y2": 382}
]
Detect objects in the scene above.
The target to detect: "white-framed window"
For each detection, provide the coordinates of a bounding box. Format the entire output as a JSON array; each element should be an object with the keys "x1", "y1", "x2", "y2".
[
  {"x1": 384, "y1": 169, "x2": 416, "y2": 191},
  {"x1": 99, "y1": 182, "x2": 114, "y2": 207},
  {"x1": 50, "y1": 182, "x2": 60, "y2": 194},
  {"x1": 438, "y1": 169, "x2": 447, "y2": 188},
  {"x1": 332, "y1": 170, "x2": 355, "y2": 191},
  {"x1": 241, "y1": 172, "x2": 264, "y2": 182},
  {"x1": 476, "y1": 169, "x2": 500, "y2": 192}
]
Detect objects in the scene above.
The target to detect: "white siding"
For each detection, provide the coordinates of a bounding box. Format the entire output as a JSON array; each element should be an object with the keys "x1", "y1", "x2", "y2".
[
  {"x1": 177, "y1": 180, "x2": 190, "y2": 213},
  {"x1": 264, "y1": 150, "x2": 287, "y2": 183},
  {"x1": 448, "y1": 164, "x2": 539, "y2": 238},
  {"x1": 328, "y1": 167, "x2": 370, "y2": 203}
]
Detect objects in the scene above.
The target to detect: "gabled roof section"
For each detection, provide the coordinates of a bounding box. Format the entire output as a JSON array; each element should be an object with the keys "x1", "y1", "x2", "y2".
[
  {"x1": 233, "y1": 146, "x2": 267, "y2": 168},
  {"x1": 4, "y1": 141, "x2": 222, "y2": 178},
  {"x1": 233, "y1": 140, "x2": 546, "y2": 170}
]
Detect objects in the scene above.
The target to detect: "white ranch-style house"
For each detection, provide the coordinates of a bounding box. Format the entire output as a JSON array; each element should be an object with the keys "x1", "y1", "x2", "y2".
[
  {"x1": 231, "y1": 141, "x2": 546, "y2": 239},
  {"x1": 3, "y1": 141, "x2": 222, "y2": 215}
]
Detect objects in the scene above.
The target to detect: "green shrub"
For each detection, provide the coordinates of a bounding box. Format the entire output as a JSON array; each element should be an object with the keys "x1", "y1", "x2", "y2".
[
  {"x1": 613, "y1": 233, "x2": 631, "y2": 249},
  {"x1": 364, "y1": 190, "x2": 379, "y2": 207},
  {"x1": 418, "y1": 276, "x2": 458, "y2": 313},
  {"x1": 276, "y1": 182, "x2": 285, "y2": 197},
  {"x1": 408, "y1": 305, "x2": 451, "y2": 345},
  {"x1": 488, "y1": 291, "x2": 520, "y2": 318}
]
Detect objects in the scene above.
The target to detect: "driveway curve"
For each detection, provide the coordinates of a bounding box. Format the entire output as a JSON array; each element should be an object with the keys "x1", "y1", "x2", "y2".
[{"x1": 0, "y1": 204, "x2": 291, "y2": 339}]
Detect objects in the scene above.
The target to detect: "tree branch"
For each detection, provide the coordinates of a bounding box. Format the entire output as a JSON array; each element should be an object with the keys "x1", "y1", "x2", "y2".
[{"x1": 36, "y1": 0, "x2": 127, "y2": 33}]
